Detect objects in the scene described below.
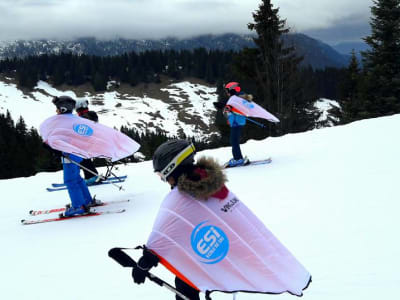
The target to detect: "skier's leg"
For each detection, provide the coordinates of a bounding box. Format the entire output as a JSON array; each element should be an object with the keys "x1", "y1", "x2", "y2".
[
  {"x1": 63, "y1": 160, "x2": 86, "y2": 208},
  {"x1": 175, "y1": 276, "x2": 200, "y2": 300},
  {"x1": 78, "y1": 175, "x2": 93, "y2": 206},
  {"x1": 230, "y1": 125, "x2": 243, "y2": 160}
]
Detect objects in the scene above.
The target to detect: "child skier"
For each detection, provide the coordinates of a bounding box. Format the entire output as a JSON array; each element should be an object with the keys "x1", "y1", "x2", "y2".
[
  {"x1": 75, "y1": 99, "x2": 100, "y2": 185},
  {"x1": 214, "y1": 82, "x2": 251, "y2": 167},
  {"x1": 131, "y1": 139, "x2": 311, "y2": 299},
  {"x1": 49, "y1": 96, "x2": 95, "y2": 216}
]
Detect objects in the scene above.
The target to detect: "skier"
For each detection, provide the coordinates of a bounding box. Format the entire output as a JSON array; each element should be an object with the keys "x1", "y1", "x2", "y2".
[
  {"x1": 131, "y1": 139, "x2": 311, "y2": 299},
  {"x1": 75, "y1": 98, "x2": 99, "y2": 122},
  {"x1": 49, "y1": 96, "x2": 95, "y2": 216},
  {"x1": 214, "y1": 82, "x2": 250, "y2": 167},
  {"x1": 75, "y1": 99, "x2": 100, "y2": 185}
]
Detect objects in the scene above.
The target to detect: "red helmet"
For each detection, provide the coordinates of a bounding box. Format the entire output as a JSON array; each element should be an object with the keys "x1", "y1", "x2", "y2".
[{"x1": 225, "y1": 82, "x2": 241, "y2": 93}]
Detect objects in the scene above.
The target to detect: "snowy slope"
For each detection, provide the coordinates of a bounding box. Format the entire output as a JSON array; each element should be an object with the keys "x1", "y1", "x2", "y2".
[
  {"x1": 0, "y1": 79, "x2": 218, "y2": 141},
  {"x1": 1, "y1": 114, "x2": 400, "y2": 300}
]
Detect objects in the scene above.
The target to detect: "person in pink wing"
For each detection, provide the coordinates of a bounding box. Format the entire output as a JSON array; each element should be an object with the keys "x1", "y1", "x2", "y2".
[
  {"x1": 47, "y1": 96, "x2": 95, "y2": 216},
  {"x1": 214, "y1": 82, "x2": 253, "y2": 167},
  {"x1": 131, "y1": 139, "x2": 311, "y2": 299}
]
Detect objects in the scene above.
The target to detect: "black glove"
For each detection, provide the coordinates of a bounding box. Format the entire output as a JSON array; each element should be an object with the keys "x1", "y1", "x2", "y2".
[
  {"x1": 132, "y1": 247, "x2": 159, "y2": 284},
  {"x1": 213, "y1": 102, "x2": 225, "y2": 109}
]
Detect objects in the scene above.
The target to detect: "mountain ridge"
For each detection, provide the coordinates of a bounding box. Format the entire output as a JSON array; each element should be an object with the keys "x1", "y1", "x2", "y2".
[{"x1": 0, "y1": 33, "x2": 349, "y2": 69}]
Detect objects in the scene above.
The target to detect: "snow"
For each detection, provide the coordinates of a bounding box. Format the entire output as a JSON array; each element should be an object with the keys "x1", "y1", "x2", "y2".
[
  {"x1": 1, "y1": 114, "x2": 400, "y2": 300},
  {"x1": 0, "y1": 79, "x2": 217, "y2": 140},
  {"x1": 314, "y1": 98, "x2": 340, "y2": 124}
]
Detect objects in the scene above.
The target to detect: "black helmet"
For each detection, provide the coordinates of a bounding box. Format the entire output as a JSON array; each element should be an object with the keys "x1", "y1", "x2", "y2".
[
  {"x1": 52, "y1": 96, "x2": 76, "y2": 114},
  {"x1": 153, "y1": 139, "x2": 196, "y2": 181}
]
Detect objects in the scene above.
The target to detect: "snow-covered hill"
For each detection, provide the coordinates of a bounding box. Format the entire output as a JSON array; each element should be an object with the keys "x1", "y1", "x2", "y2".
[
  {"x1": 0, "y1": 77, "x2": 338, "y2": 142},
  {"x1": 1, "y1": 114, "x2": 399, "y2": 300},
  {"x1": 0, "y1": 78, "x2": 218, "y2": 141}
]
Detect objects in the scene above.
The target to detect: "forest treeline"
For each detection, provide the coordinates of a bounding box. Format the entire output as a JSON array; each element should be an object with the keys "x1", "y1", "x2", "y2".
[{"x1": 0, "y1": 48, "x2": 343, "y2": 100}]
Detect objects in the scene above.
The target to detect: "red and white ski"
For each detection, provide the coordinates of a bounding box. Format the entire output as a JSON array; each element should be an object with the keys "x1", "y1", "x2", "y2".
[
  {"x1": 29, "y1": 199, "x2": 130, "y2": 216},
  {"x1": 21, "y1": 208, "x2": 126, "y2": 225}
]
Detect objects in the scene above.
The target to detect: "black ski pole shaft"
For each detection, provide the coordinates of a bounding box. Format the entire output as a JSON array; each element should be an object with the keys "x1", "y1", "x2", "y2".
[
  {"x1": 245, "y1": 116, "x2": 266, "y2": 128},
  {"x1": 108, "y1": 248, "x2": 191, "y2": 300},
  {"x1": 64, "y1": 155, "x2": 124, "y2": 191}
]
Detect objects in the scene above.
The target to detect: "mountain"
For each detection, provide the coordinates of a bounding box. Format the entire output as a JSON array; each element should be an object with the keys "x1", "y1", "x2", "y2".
[
  {"x1": 0, "y1": 33, "x2": 349, "y2": 69},
  {"x1": 332, "y1": 41, "x2": 370, "y2": 55},
  {"x1": 283, "y1": 33, "x2": 349, "y2": 69},
  {"x1": 1, "y1": 113, "x2": 400, "y2": 300}
]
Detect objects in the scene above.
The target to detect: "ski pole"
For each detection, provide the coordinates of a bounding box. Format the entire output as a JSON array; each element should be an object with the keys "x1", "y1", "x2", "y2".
[
  {"x1": 108, "y1": 248, "x2": 191, "y2": 300},
  {"x1": 245, "y1": 117, "x2": 266, "y2": 128},
  {"x1": 64, "y1": 155, "x2": 124, "y2": 191},
  {"x1": 229, "y1": 111, "x2": 267, "y2": 128}
]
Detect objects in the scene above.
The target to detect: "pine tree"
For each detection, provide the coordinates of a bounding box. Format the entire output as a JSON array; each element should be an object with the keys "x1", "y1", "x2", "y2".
[
  {"x1": 340, "y1": 50, "x2": 362, "y2": 123},
  {"x1": 361, "y1": 0, "x2": 400, "y2": 117},
  {"x1": 234, "y1": 0, "x2": 310, "y2": 135}
]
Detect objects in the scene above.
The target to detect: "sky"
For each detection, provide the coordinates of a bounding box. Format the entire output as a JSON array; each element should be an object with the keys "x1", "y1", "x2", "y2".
[{"x1": 0, "y1": 0, "x2": 372, "y2": 45}]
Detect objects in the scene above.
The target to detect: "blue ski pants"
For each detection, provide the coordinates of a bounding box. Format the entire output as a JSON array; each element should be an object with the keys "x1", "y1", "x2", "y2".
[
  {"x1": 230, "y1": 125, "x2": 243, "y2": 160},
  {"x1": 62, "y1": 154, "x2": 92, "y2": 208}
]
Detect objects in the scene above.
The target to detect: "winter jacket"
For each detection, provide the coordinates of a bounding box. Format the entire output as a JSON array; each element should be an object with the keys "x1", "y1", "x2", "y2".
[{"x1": 226, "y1": 94, "x2": 250, "y2": 127}]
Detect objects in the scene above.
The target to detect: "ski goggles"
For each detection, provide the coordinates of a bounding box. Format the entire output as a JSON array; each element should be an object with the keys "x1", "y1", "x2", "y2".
[{"x1": 156, "y1": 143, "x2": 196, "y2": 182}]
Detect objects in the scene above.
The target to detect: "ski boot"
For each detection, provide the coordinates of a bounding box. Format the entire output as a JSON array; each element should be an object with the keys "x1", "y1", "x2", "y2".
[
  {"x1": 225, "y1": 156, "x2": 250, "y2": 168},
  {"x1": 61, "y1": 205, "x2": 89, "y2": 218}
]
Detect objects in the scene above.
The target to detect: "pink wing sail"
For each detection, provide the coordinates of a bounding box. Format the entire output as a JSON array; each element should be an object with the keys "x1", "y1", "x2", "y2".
[
  {"x1": 40, "y1": 114, "x2": 140, "y2": 161},
  {"x1": 227, "y1": 95, "x2": 280, "y2": 123},
  {"x1": 147, "y1": 188, "x2": 311, "y2": 296}
]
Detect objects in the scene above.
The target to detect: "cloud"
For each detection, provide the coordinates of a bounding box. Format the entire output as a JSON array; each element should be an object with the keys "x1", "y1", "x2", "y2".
[{"x1": 0, "y1": 0, "x2": 372, "y2": 44}]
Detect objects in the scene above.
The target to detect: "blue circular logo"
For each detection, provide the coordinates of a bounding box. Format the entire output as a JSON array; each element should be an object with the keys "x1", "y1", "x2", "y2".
[
  {"x1": 242, "y1": 99, "x2": 255, "y2": 109},
  {"x1": 191, "y1": 221, "x2": 229, "y2": 264},
  {"x1": 73, "y1": 124, "x2": 93, "y2": 137}
]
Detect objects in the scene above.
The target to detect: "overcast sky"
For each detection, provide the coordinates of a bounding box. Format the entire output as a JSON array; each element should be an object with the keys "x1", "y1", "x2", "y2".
[{"x1": 0, "y1": 0, "x2": 372, "y2": 45}]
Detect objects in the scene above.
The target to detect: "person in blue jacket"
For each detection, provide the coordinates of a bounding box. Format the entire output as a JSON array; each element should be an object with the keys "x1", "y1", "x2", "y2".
[
  {"x1": 52, "y1": 96, "x2": 95, "y2": 216},
  {"x1": 214, "y1": 82, "x2": 250, "y2": 167}
]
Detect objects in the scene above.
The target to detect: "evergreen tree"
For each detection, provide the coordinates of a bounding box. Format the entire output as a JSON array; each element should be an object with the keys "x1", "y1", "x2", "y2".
[
  {"x1": 361, "y1": 0, "x2": 400, "y2": 117},
  {"x1": 340, "y1": 50, "x2": 362, "y2": 123},
  {"x1": 233, "y1": 0, "x2": 311, "y2": 136}
]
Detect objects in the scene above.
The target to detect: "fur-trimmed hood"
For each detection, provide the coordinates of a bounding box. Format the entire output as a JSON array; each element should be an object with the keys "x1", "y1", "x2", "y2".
[{"x1": 177, "y1": 156, "x2": 227, "y2": 199}]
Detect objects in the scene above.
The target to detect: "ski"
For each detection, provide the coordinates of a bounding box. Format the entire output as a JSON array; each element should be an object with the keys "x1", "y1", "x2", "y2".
[
  {"x1": 29, "y1": 199, "x2": 130, "y2": 216},
  {"x1": 46, "y1": 178, "x2": 126, "y2": 192},
  {"x1": 21, "y1": 208, "x2": 126, "y2": 225},
  {"x1": 51, "y1": 175, "x2": 127, "y2": 187},
  {"x1": 224, "y1": 157, "x2": 272, "y2": 168}
]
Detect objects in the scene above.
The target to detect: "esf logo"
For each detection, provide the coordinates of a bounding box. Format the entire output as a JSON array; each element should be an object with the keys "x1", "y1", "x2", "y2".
[
  {"x1": 191, "y1": 221, "x2": 229, "y2": 264},
  {"x1": 73, "y1": 124, "x2": 93, "y2": 137},
  {"x1": 242, "y1": 99, "x2": 255, "y2": 109}
]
